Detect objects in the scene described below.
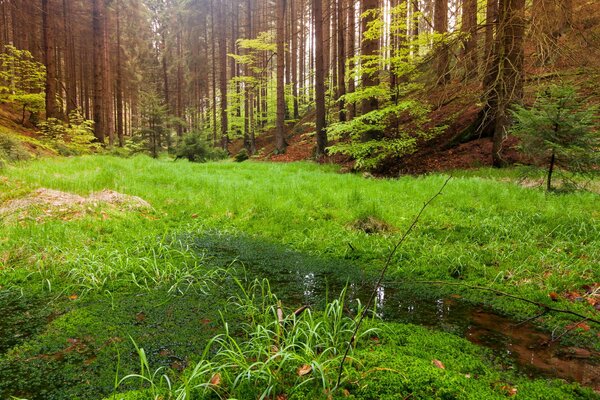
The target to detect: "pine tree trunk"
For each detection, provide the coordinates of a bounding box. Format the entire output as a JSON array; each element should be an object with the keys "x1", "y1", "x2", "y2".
[
  {"x1": 336, "y1": 0, "x2": 346, "y2": 122},
  {"x1": 291, "y1": 0, "x2": 299, "y2": 119},
  {"x1": 219, "y1": 0, "x2": 228, "y2": 150},
  {"x1": 492, "y1": 0, "x2": 526, "y2": 167},
  {"x1": 115, "y1": 0, "x2": 124, "y2": 147},
  {"x1": 92, "y1": 0, "x2": 106, "y2": 143},
  {"x1": 434, "y1": 0, "x2": 450, "y2": 84},
  {"x1": 360, "y1": 0, "x2": 380, "y2": 139},
  {"x1": 276, "y1": 0, "x2": 287, "y2": 153},
  {"x1": 346, "y1": 0, "x2": 355, "y2": 119},
  {"x1": 43, "y1": 0, "x2": 60, "y2": 119},
  {"x1": 314, "y1": 0, "x2": 327, "y2": 156}
]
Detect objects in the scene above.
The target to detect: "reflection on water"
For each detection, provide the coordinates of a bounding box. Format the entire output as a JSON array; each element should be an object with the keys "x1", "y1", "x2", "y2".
[
  {"x1": 187, "y1": 234, "x2": 600, "y2": 390},
  {"x1": 275, "y1": 271, "x2": 600, "y2": 390}
]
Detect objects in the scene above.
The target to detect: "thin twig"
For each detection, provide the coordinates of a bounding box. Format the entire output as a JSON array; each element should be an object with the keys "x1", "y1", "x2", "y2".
[
  {"x1": 548, "y1": 317, "x2": 590, "y2": 345},
  {"x1": 335, "y1": 175, "x2": 452, "y2": 389}
]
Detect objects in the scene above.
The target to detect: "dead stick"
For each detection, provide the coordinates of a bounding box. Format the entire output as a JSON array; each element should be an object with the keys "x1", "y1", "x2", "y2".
[
  {"x1": 548, "y1": 317, "x2": 590, "y2": 345},
  {"x1": 335, "y1": 176, "x2": 452, "y2": 389}
]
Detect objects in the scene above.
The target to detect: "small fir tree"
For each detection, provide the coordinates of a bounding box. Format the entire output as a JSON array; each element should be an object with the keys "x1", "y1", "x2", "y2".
[{"x1": 510, "y1": 85, "x2": 599, "y2": 191}]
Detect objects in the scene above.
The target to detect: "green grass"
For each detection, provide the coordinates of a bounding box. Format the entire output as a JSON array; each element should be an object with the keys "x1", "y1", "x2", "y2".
[{"x1": 0, "y1": 155, "x2": 598, "y2": 399}]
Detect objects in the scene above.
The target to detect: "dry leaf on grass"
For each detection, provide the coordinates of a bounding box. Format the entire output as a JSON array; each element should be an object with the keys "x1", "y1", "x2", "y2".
[{"x1": 297, "y1": 364, "x2": 312, "y2": 376}]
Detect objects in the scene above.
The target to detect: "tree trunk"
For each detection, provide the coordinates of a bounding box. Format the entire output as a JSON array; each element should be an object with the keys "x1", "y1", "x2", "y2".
[
  {"x1": 218, "y1": 0, "x2": 228, "y2": 150},
  {"x1": 547, "y1": 149, "x2": 555, "y2": 191},
  {"x1": 42, "y1": 0, "x2": 60, "y2": 119},
  {"x1": 461, "y1": 0, "x2": 478, "y2": 78},
  {"x1": 291, "y1": 0, "x2": 299, "y2": 119},
  {"x1": 491, "y1": 0, "x2": 526, "y2": 167},
  {"x1": 92, "y1": 0, "x2": 106, "y2": 143},
  {"x1": 434, "y1": 0, "x2": 450, "y2": 84},
  {"x1": 314, "y1": 0, "x2": 327, "y2": 156},
  {"x1": 275, "y1": 0, "x2": 287, "y2": 153},
  {"x1": 115, "y1": 0, "x2": 124, "y2": 147},
  {"x1": 336, "y1": 0, "x2": 346, "y2": 121},
  {"x1": 360, "y1": 0, "x2": 380, "y2": 139},
  {"x1": 346, "y1": 0, "x2": 355, "y2": 119}
]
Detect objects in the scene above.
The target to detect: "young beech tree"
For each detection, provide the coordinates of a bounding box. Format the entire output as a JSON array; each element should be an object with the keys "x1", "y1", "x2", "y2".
[
  {"x1": 510, "y1": 86, "x2": 599, "y2": 191},
  {"x1": 0, "y1": 45, "x2": 46, "y2": 124},
  {"x1": 326, "y1": 3, "x2": 442, "y2": 171}
]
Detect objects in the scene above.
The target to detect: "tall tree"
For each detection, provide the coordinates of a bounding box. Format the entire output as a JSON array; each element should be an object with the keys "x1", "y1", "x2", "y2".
[
  {"x1": 92, "y1": 0, "x2": 107, "y2": 143},
  {"x1": 42, "y1": 0, "x2": 60, "y2": 119},
  {"x1": 434, "y1": 0, "x2": 449, "y2": 84},
  {"x1": 275, "y1": 0, "x2": 287, "y2": 152},
  {"x1": 360, "y1": 0, "x2": 380, "y2": 138},
  {"x1": 218, "y1": 0, "x2": 228, "y2": 150},
  {"x1": 314, "y1": 0, "x2": 327, "y2": 156}
]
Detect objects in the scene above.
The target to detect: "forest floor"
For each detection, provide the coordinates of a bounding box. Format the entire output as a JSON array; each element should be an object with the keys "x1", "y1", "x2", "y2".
[{"x1": 0, "y1": 156, "x2": 599, "y2": 399}]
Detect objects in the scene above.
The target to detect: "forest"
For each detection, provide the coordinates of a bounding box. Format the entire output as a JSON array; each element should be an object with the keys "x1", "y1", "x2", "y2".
[{"x1": 0, "y1": 0, "x2": 599, "y2": 399}]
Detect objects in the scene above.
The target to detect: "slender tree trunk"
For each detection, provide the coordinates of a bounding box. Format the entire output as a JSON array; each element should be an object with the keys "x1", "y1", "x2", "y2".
[
  {"x1": 547, "y1": 149, "x2": 555, "y2": 191},
  {"x1": 461, "y1": 0, "x2": 478, "y2": 78},
  {"x1": 291, "y1": 0, "x2": 299, "y2": 119},
  {"x1": 434, "y1": 0, "x2": 450, "y2": 84},
  {"x1": 492, "y1": 0, "x2": 526, "y2": 167},
  {"x1": 219, "y1": 0, "x2": 228, "y2": 150},
  {"x1": 43, "y1": 0, "x2": 60, "y2": 119},
  {"x1": 92, "y1": 0, "x2": 106, "y2": 143},
  {"x1": 346, "y1": 0, "x2": 355, "y2": 119},
  {"x1": 336, "y1": 0, "x2": 346, "y2": 121},
  {"x1": 211, "y1": 0, "x2": 218, "y2": 145},
  {"x1": 360, "y1": 0, "x2": 380, "y2": 139},
  {"x1": 314, "y1": 0, "x2": 327, "y2": 157},
  {"x1": 115, "y1": 0, "x2": 124, "y2": 147},
  {"x1": 275, "y1": 0, "x2": 287, "y2": 153}
]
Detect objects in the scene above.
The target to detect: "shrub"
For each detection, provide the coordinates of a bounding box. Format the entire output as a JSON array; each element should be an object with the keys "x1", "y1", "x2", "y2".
[
  {"x1": 175, "y1": 132, "x2": 228, "y2": 162},
  {"x1": 0, "y1": 132, "x2": 31, "y2": 168},
  {"x1": 39, "y1": 109, "x2": 99, "y2": 155},
  {"x1": 510, "y1": 85, "x2": 600, "y2": 191},
  {"x1": 234, "y1": 148, "x2": 249, "y2": 162}
]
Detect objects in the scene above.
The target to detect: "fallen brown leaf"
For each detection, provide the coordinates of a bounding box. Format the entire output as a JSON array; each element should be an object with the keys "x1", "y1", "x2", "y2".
[
  {"x1": 209, "y1": 373, "x2": 221, "y2": 386},
  {"x1": 432, "y1": 359, "x2": 445, "y2": 369},
  {"x1": 297, "y1": 364, "x2": 312, "y2": 376}
]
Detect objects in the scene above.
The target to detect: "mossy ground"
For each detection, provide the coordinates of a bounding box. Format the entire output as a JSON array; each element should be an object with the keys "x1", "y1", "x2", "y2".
[{"x1": 0, "y1": 155, "x2": 598, "y2": 399}]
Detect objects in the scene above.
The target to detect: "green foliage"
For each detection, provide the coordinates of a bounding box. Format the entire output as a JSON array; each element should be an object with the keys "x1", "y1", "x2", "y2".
[
  {"x1": 175, "y1": 131, "x2": 228, "y2": 162},
  {"x1": 0, "y1": 132, "x2": 31, "y2": 168},
  {"x1": 116, "y1": 279, "x2": 373, "y2": 399},
  {"x1": 39, "y1": 109, "x2": 99, "y2": 155},
  {"x1": 0, "y1": 45, "x2": 46, "y2": 122},
  {"x1": 327, "y1": 100, "x2": 441, "y2": 171},
  {"x1": 234, "y1": 148, "x2": 249, "y2": 162},
  {"x1": 133, "y1": 90, "x2": 173, "y2": 158},
  {"x1": 510, "y1": 85, "x2": 599, "y2": 188},
  {"x1": 327, "y1": 5, "x2": 444, "y2": 171}
]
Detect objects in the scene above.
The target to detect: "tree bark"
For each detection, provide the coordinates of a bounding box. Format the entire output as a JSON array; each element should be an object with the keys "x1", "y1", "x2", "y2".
[
  {"x1": 218, "y1": 0, "x2": 228, "y2": 150},
  {"x1": 314, "y1": 0, "x2": 327, "y2": 156},
  {"x1": 43, "y1": 0, "x2": 60, "y2": 119},
  {"x1": 275, "y1": 0, "x2": 287, "y2": 153},
  {"x1": 92, "y1": 0, "x2": 106, "y2": 143},
  {"x1": 336, "y1": 0, "x2": 346, "y2": 121},
  {"x1": 434, "y1": 0, "x2": 450, "y2": 84},
  {"x1": 360, "y1": 0, "x2": 380, "y2": 139}
]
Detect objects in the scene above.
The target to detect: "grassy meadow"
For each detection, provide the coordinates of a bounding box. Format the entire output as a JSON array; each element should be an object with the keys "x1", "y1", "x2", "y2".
[{"x1": 0, "y1": 155, "x2": 598, "y2": 399}]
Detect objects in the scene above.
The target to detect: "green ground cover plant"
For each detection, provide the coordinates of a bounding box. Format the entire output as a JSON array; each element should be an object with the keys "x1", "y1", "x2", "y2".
[{"x1": 0, "y1": 155, "x2": 598, "y2": 399}]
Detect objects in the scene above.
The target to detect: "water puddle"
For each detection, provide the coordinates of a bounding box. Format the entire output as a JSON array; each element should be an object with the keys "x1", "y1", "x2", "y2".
[{"x1": 188, "y1": 233, "x2": 600, "y2": 390}]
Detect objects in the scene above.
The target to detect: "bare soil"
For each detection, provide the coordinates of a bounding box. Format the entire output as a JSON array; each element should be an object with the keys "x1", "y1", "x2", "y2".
[{"x1": 0, "y1": 188, "x2": 151, "y2": 223}]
